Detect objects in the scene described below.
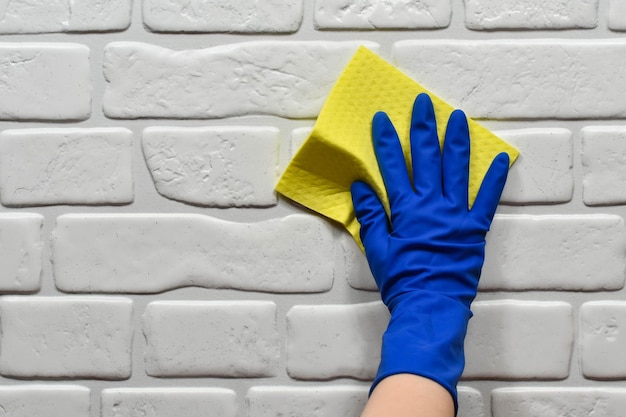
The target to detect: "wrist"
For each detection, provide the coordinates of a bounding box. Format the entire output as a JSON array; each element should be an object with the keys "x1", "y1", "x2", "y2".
[{"x1": 373, "y1": 291, "x2": 473, "y2": 411}]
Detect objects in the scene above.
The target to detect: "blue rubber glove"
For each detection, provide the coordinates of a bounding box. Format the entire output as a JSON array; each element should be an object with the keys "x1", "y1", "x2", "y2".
[{"x1": 351, "y1": 93, "x2": 509, "y2": 410}]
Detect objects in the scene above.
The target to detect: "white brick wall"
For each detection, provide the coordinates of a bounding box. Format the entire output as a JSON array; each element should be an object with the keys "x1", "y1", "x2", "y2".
[
  {"x1": 52, "y1": 214, "x2": 334, "y2": 293},
  {"x1": 143, "y1": 0, "x2": 303, "y2": 33},
  {"x1": 464, "y1": 300, "x2": 573, "y2": 379},
  {"x1": 246, "y1": 386, "x2": 367, "y2": 417},
  {"x1": 103, "y1": 41, "x2": 376, "y2": 119},
  {"x1": 102, "y1": 388, "x2": 237, "y2": 417},
  {"x1": 0, "y1": 44, "x2": 91, "y2": 120},
  {"x1": 463, "y1": 0, "x2": 598, "y2": 29},
  {"x1": 314, "y1": 0, "x2": 451, "y2": 29},
  {"x1": 0, "y1": 386, "x2": 90, "y2": 417},
  {"x1": 286, "y1": 302, "x2": 388, "y2": 380},
  {"x1": 492, "y1": 388, "x2": 626, "y2": 416},
  {"x1": 609, "y1": 0, "x2": 626, "y2": 30},
  {"x1": 0, "y1": 128, "x2": 133, "y2": 206},
  {"x1": 394, "y1": 40, "x2": 626, "y2": 119},
  {"x1": 581, "y1": 126, "x2": 626, "y2": 205},
  {"x1": 0, "y1": 214, "x2": 43, "y2": 292},
  {"x1": 497, "y1": 129, "x2": 573, "y2": 204},
  {"x1": 580, "y1": 301, "x2": 626, "y2": 379},
  {"x1": 142, "y1": 126, "x2": 279, "y2": 207},
  {"x1": 0, "y1": 0, "x2": 131, "y2": 33},
  {"x1": 1, "y1": 2, "x2": 626, "y2": 417},
  {"x1": 0, "y1": 297, "x2": 133, "y2": 379},
  {"x1": 143, "y1": 300, "x2": 279, "y2": 377},
  {"x1": 481, "y1": 215, "x2": 625, "y2": 291}
]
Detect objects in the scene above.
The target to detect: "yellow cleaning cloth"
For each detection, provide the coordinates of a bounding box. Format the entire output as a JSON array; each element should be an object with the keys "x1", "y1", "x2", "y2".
[{"x1": 276, "y1": 46, "x2": 519, "y2": 248}]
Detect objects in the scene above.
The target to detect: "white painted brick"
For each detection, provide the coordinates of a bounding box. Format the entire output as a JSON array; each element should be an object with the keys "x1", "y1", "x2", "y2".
[
  {"x1": 103, "y1": 41, "x2": 376, "y2": 119},
  {"x1": 497, "y1": 129, "x2": 573, "y2": 204},
  {"x1": 52, "y1": 214, "x2": 334, "y2": 293},
  {"x1": 464, "y1": 300, "x2": 573, "y2": 379},
  {"x1": 463, "y1": 0, "x2": 598, "y2": 29},
  {"x1": 0, "y1": 296, "x2": 133, "y2": 379},
  {"x1": 314, "y1": 0, "x2": 451, "y2": 29},
  {"x1": 580, "y1": 301, "x2": 626, "y2": 379},
  {"x1": 393, "y1": 40, "x2": 626, "y2": 119},
  {"x1": 0, "y1": 128, "x2": 133, "y2": 206},
  {"x1": 143, "y1": 0, "x2": 303, "y2": 32},
  {"x1": 101, "y1": 388, "x2": 237, "y2": 417},
  {"x1": 0, "y1": 213, "x2": 43, "y2": 292},
  {"x1": 492, "y1": 388, "x2": 626, "y2": 417},
  {"x1": 142, "y1": 126, "x2": 278, "y2": 207},
  {"x1": 458, "y1": 387, "x2": 485, "y2": 417},
  {"x1": 581, "y1": 126, "x2": 626, "y2": 206},
  {"x1": 0, "y1": 385, "x2": 90, "y2": 417},
  {"x1": 0, "y1": 0, "x2": 131, "y2": 33},
  {"x1": 480, "y1": 215, "x2": 625, "y2": 291},
  {"x1": 0, "y1": 43, "x2": 91, "y2": 120},
  {"x1": 143, "y1": 301, "x2": 279, "y2": 377},
  {"x1": 340, "y1": 231, "x2": 377, "y2": 291},
  {"x1": 609, "y1": 0, "x2": 626, "y2": 30},
  {"x1": 246, "y1": 386, "x2": 368, "y2": 417},
  {"x1": 286, "y1": 302, "x2": 388, "y2": 380}
]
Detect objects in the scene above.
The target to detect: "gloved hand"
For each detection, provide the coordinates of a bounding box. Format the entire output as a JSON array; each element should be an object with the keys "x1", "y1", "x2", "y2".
[{"x1": 351, "y1": 93, "x2": 509, "y2": 411}]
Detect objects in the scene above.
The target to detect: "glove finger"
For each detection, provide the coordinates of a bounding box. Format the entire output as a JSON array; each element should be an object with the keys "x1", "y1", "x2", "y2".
[
  {"x1": 351, "y1": 180, "x2": 390, "y2": 251},
  {"x1": 372, "y1": 111, "x2": 413, "y2": 209},
  {"x1": 471, "y1": 152, "x2": 510, "y2": 228},
  {"x1": 410, "y1": 93, "x2": 442, "y2": 198},
  {"x1": 442, "y1": 109, "x2": 470, "y2": 210}
]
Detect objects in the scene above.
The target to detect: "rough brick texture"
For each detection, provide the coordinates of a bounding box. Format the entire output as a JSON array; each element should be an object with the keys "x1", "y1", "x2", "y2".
[
  {"x1": 287, "y1": 302, "x2": 388, "y2": 380},
  {"x1": 464, "y1": 300, "x2": 573, "y2": 379},
  {"x1": 314, "y1": 0, "x2": 451, "y2": 29},
  {"x1": 492, "y1": 388, "x2": 626, "y2": 416},
  {"x1": 52, "y1": 214, "x2": 334, "y2": 293},
  {"x1": 143, "y1": 301, "x2": 279, "y2": 377},
  {"x1": 143, "y1": 126, "x2": 279, "y2": 207},
  {"x1": 458, "y1": 387, "x2": 485, "y2": 417},
  {"x1": 2, "y1": 2, "x2": 626, "y2": 416},
  {"x1": 0, "y1": 386, "x2": 90, "y2": 417},
  {"x1": 0, "y1": 44, "x2": 91, "y2": 120},
  {"x1": 0, "y1": 297, "x2": 133, "y2": 379},
  {"x1": 481, "y1": 215, "x2": 625, "y2": 291},
  {"x1": 580, "y1": 301, "x2": 626, "y2": 379},
  {"x1": 103, "y1": 41, "x2": 375, "y2": 119},
  {"x1": 143, "y1": 0, "x2": 303, "y2": 33},
  {"x1": 0, "y1": 128, "x2": 133, "y2": 206},
  {"x1": 101, "y1": 388, "x2": 237, "y2": 417},
  {"x1": 497, "y1": 129, "x2": 573, "y2": 204},
  {"x1": 581, "y1": 126, "x2": 626, "y2": 205},
  {"x1": 463, "y1": 0, "x2": 598, "y2": 29},
  {"x1": 0, "y1": 214, "x2": 43, "y2": 292},
  {"x1": 394, "y1": 40, "x2": 626, "y2": 119},
  {"x1": 0, "y1": 0, "x2": 131, "y2": 33},
  {"x1": 246, "y1": 386, "x2": 368, "y2": 417}
]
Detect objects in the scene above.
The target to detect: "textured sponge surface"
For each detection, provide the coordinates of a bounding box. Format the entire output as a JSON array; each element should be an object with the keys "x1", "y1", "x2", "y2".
[{"x1": 276, "y1": 47, "x2": 519, "y2": 245}]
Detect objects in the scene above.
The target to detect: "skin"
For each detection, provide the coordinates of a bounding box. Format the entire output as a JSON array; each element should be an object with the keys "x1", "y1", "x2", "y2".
[
  {"x1": 360, "y1": 374, "x2": 455, "y2": 417},
  {"x1": 355, "y1": 94, "x2": 506, "y2": 417}
]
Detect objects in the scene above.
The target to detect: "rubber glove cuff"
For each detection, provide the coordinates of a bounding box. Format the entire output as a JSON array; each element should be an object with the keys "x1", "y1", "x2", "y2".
[{"x1": 372, "y1": 291, "x2": 472, "y2": 411}]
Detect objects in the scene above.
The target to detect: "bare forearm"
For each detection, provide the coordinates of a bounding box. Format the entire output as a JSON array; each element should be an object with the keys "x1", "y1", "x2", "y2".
[{"x1": 361, "y1": 374, "x2": 454, "y2": 417}]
